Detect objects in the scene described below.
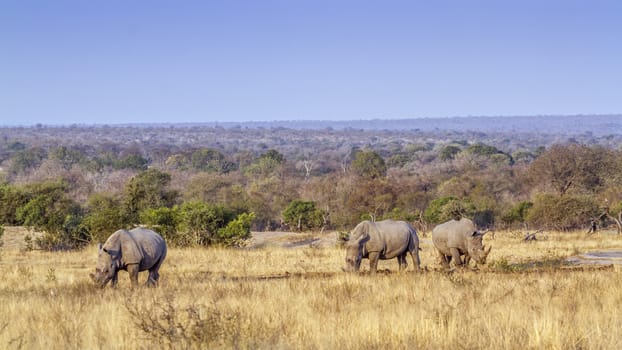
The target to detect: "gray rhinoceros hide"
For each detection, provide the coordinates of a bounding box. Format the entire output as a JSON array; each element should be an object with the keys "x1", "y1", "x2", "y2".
[
  {"x1": 90, "y1": 227, "x2": 167, "y2": 288},
  {"x1": 344, "y1": 219, "x2": 421, "y2": 274},
  {"x1": 431, "y1": 218, "x2": 491, "y2": 268}
]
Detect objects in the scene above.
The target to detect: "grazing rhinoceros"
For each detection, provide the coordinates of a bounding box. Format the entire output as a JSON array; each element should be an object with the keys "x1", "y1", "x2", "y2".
[
  {"x1": 344, "y1": 219, "x2": 421, "y2": 274},
  {"x1": 432, "y1": 218, "x2": 491, "y2": 269},
  {"x1": 90, "y1": 227, "x2": 167, "y2": 288}
]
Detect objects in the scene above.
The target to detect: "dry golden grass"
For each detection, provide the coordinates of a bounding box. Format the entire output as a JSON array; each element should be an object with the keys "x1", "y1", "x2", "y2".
[{"x1": 2, "y1": 229, "x2": 622, "y2": 349}]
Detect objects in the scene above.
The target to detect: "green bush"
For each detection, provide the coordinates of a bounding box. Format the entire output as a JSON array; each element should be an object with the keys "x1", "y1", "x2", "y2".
[
  {"x1": 244, "y1": 149, "x2": 285, "y2": 177},
  {"x1": 115, "y1": 154, "x2": 149, "y2": 170},
  {"x1": 9, "y1": 147, "x2": 47, "y2": 174},
  {"x1": 16, "y1": 182, "x2": 88, "y2": 250},
  {"x1": 467, "y1": 143, "x2": 502, "y2": 156},
  {"x1": 282, "y1": 200, "x2": 325, "y2": 231},
  {"x1": 351, "y1": 150, "x2": 387, "y2": 179},
  {"x1": 190, "y1": 148, "x2": 231, "y2": 172},
  {"x1": 382, "y1": 207, "x2": 419, "y2": 223},
  {"x1": 123, "y1": 169, "x2": 179, "y2": 225},
  {"x1": 217, "y1": 212, "x2": 255, "y2": 246},
  {"x1": 81, "y1": 194, "x2": 126, "y2": 243},
  {"x1": 0, "y1": 184, "x2": 29, "y2": 225},
  {"x1": 140, "y1": 207, "x2": 178, "y2": 238},
  {"x1": 175, "y1": 202, "x2": 234, "y2": 246},
  {"x1": 472, "y1": 209, "x2": 495, "y2": 228},
  {"x1": 439, "y1": 145, "x2": 461, "y2": 161},
  {"x1": 501, "y1": 201, "x2": 533, "y2": 227},
  {"x1": 423, "y1": 196, "x2": 482, "y2": 226}
]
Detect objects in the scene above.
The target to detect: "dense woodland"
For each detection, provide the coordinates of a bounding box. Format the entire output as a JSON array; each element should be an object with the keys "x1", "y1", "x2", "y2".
[{"x1": 1, "y1": 116, "x2": 622, "y2": 249}]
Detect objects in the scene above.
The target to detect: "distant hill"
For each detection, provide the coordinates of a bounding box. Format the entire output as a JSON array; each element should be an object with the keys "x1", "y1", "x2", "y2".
[{"x1": 139, "y1": 115, "x2": 622, "y2": 136}]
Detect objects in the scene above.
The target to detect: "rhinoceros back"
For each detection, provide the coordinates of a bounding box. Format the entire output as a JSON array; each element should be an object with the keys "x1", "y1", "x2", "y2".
[
  {"x1": 372, "y1": 220, "x2": 418, "y2": 259},
  {"x1": 432, "y1": 218, "x2": 476, "y2": 251},
  {"x1": 128, "y1": 227, "x2": 167, "y2": 271}
]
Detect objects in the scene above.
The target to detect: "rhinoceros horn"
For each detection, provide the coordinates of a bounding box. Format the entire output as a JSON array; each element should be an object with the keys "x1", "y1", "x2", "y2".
[{"x1": 483, "y1": 245, "x2": 492, "y2": 259}]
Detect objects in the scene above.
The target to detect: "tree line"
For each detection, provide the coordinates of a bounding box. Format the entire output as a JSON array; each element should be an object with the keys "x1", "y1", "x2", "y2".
[{"x1": 1, "y1": 124, "x2": 621, "y2": 249}]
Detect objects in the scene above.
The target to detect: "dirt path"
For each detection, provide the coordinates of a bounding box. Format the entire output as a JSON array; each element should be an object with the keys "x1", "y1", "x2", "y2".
[
  {"x1": 566, "y1": 250, "x2": 622, "y2": 265},
  {"x1": 247, "y1": 231, "x2": 339, "y2": 249}
]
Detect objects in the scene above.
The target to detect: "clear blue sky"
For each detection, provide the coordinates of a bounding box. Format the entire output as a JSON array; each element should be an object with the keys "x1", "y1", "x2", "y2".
[{"x1": 1, "y1": 0, "x2": 621, "y2": 125}]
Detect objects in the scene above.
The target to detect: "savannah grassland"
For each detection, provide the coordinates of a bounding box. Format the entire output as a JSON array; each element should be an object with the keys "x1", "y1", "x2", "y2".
[{"x1": 2, "y1": 229, "x2": 622, "y2": 349}]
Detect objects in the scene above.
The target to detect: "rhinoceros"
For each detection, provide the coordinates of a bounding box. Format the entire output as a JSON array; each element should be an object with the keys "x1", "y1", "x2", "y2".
[
  {"x1": 90, "y1": 227, "x2": 167, "y2": 288},
  {"x1": 344, "y1": 219, "x2": 421, "y2": 273},
  {"x1": 432, "y1": 218, "x2": 491, "y2": 269}
]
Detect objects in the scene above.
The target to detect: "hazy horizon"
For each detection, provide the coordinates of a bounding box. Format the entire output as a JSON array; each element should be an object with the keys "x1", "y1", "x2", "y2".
[
  {"x1": 4, "y1": 114, "x2": 618, "y2": 128},
  {"x1": 2, "y1": 1, "x2": 621, "y2": 126}
]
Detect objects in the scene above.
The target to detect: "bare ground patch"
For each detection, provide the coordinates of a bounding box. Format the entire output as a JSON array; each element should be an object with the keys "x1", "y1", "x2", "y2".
[{"x1": 247, "y1": 230, "x2": 339, "y2": 249}]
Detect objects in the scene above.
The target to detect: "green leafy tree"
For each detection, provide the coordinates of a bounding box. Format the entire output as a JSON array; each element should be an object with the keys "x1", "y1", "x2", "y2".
[
  {"x1": 16, "y1": 182, "x2": 87, "y2": 249},
  {"x1": 191, "y1": 148, "x2": 231, "y2": 173},
  {"x1": 261, "y1": 149, "x2": 285, "y2": 163},
  {"x1": 123, "y1": 169, "x2": 179, "y2": 225},
  {"x1": 7, "y1": 141, "x2": 26, "y2": 152},
  {"x1": 423, "y1": 196, "x2": 475, "y2": 224},
  {"x1": 10, "y1": 147, "x2": 47, "y2": 174},
  {"x1": 282, "y1": 200, "x2": 325, "y2": 231},
  {"x1": 382, "y1": 207, "x2": 418, "y2": 223},
  {"x1": 82, "y1": 193, "x2": 126, "y2": 243},
  {"x1": 174, "y1": 201, "x2": 235, "y2": 246},
  {"x1": 140, "y1": 207, "x2": 178, "y2": 239},
  {"x1": 0, "y1": 184, "x2": 29, "y2": 225},
  {"x1": 439, "y1": 145, "x2": 461, "y2": 161},
  {"x1": 467, "y1": 143, "x2": 502, "y2": 156},
  {"x1": 244, "y1": 149, "x2": 285, "y2": 177},
  {"x1": 501, "y1": 201, "x2": 533, "y2": 227},
  {"x1": 351, "y1": 150, "x2": 387, "y2": 179},
  {"x1": 245, "y1": 175, "x2": 298, "y2": 231},
  {"x1": 115, "y1": 154, "x2": 149, "y2": 170},
  {"x1": 50, "y1": 146, "x2": 86, "y2": 170},
  {"x1": 217, "y1": 212, "x2": 255, "y2": 246}
]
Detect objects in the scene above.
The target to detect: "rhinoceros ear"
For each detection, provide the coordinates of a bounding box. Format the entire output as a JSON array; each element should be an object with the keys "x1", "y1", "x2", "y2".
[
  {"x1": 97, "y1": 243, "x2": 103, "y2": 252},
  {"x1": 349, "y1": 223, "x2": 369, "y2": 247}
]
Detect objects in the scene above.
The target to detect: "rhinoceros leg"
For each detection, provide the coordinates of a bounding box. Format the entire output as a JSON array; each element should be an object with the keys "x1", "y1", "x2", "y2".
[
  {"x1": 146, "y1": 255, "x2": 165, "y2": 287},
  {"x1": 450, "y1": 248, "x2": 464, "y2": 267},
  {"x1": 410, "y1": 246, "x2": 421, "y2": 271},
  {"x1": 397, "y1": 253, "x2": 408, "y2": 271},
  {"x1": 411, "y1": 252, "x2": 421, "y2": 271},
  {"x1": 147, "y1": 270, "x2": 160, "y2": 287},
  {"x1": 368, "y1": 252, "x2": 380, "y2": 274},
  {"x1": 438, "y1": 250, "x2": 451, "y2": 269},
  {"x1": 110, "y1": 271, "x2": 119, "y2": 288},
  {"x1": 127, "y1": 264, "x2": 140, "y2": 288}
]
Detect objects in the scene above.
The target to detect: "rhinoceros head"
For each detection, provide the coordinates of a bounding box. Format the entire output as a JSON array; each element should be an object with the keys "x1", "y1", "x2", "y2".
[
  {"x1": 344, "y1": 222, "x2": 372, "y2": 272},
  {"x1": 467, "y1": 230, "x2": 492, "y2": 265},
  {"x1": 89, "y1": 243, "x2": 120, "y2": 288}
]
